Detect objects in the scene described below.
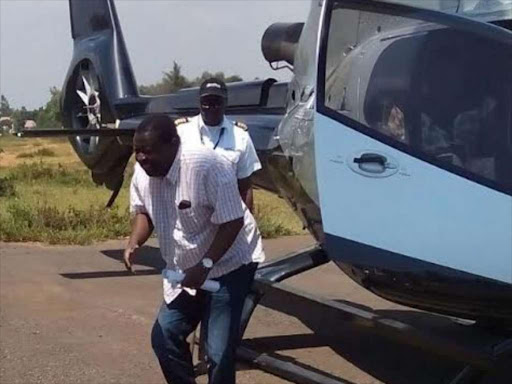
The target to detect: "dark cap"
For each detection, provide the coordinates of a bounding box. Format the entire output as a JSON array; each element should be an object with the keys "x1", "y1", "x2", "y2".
[{"x1": 199, "y1": 78, "x2": 227, "y2": 99}]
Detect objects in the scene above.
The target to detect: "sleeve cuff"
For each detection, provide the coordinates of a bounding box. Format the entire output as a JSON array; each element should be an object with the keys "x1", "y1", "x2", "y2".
[
  {"x1": 237, "y1": 162, "x2": 262, "y2": 179},
  {"x1": 211, "y1": 210, "x2": 244, "y2": 225},
  {"x1": 130, "y1": 205, "x2": 148, "y2": 216}
]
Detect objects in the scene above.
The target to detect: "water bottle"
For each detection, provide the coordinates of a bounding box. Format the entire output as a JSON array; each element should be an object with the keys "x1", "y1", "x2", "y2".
[{"x1": 162, "y1": 269, "x2": 220, "y2": 293}]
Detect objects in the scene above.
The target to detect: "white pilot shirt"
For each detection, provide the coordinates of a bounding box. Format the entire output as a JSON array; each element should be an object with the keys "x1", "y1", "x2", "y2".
[{"x1": 177, "y1": 115, "x2": 262, "y2": 179}]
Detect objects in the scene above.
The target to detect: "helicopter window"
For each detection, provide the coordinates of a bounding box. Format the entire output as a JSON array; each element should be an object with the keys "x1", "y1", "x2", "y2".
[{"x1": 323, "y1": 4, "x2": 512, "y2": 192}]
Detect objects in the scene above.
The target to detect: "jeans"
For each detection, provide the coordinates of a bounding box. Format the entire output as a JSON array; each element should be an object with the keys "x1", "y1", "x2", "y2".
[{"x1": 151, "y1": 262, "x2": 257, "y2": 384}]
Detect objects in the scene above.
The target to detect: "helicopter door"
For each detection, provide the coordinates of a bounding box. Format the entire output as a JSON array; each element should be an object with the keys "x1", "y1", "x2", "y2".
[{"x1": 315, "y1": 1, "x2": 512, "y2": 283}]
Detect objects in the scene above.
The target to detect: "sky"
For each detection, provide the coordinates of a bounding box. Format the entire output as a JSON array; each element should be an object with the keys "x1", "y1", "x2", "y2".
[{"x1": 0, "y1": 0, "x2": 311, "y2": 110}]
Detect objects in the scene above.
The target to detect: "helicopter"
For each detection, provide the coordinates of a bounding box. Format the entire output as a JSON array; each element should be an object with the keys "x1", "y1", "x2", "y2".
[{"x1": 23, "y1": 0, "x2": 512, "y2": 328}]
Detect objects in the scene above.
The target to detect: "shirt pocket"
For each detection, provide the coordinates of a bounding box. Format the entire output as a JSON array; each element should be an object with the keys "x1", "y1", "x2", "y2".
[
  {"x1": 176, "y1": 207, "x2": 202, "y2": 235},
  {"x1": 217, "y1": 148, "x2": 240, "y2": 165}
]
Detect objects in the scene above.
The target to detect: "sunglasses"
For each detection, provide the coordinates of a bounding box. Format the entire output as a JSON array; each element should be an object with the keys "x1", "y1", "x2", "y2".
[{"x1": 200, "y1": 102, "x2": 224, "y2": 110}]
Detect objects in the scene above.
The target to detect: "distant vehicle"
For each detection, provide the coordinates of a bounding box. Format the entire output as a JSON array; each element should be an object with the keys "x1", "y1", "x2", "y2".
[
  {"x1": 28, "y1": 0, "x2": 512, "y2": 327},
  {"x1": 23, "y1": 119, "x2": 37, "y2": 131},
  {"x1": 0, "y1": 117, "x2": 13, "y2": 133}
]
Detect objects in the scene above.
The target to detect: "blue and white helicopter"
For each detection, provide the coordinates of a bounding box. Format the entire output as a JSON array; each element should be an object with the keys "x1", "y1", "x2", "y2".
[{"x1": 26, "y1": 0, "x2": 512, "y2": 328}]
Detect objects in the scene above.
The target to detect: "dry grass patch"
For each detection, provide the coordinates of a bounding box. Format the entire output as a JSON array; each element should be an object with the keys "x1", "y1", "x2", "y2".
[
  {"x1": 16, "y1": 147, "x2": 57, "y2": 158},
  {"x1": 0, "y1": 136, "x2": 79, "y2": 168}
]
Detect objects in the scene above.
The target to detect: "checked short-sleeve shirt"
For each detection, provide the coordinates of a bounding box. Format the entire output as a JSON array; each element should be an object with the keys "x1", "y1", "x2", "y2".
[{"x1": 130, "y1": 145, "x2": 264, "y2": 303}]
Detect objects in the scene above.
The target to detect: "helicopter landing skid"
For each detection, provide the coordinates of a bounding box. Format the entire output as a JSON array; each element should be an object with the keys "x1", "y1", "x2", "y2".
[{"x1": 194, "y1": 246, "x2": 510, "y2": 384}]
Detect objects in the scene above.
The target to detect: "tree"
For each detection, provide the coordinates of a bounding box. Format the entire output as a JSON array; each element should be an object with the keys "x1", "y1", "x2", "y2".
[
  {"x1": 225, "y1": 75, "x2": 243, "y2": 84},
  {"x1": 11, "y1": 107, "x2": 30, "y2": 131},
  {"x1": 139, "y1": 61, "x2": 191, "y2": 95},
  {"x1": 36, "y1": 87, "x2": 62, "y2": 129},
  {"x1": 0, "y1": 95, "x2": 13, "y2": 117},
  {"x1": 190, "y1": 71, "x2": 242, "y2": 87},
  {"x1": 139, "y1": 62, "x2": 243, "y2": 96},
  {"x1": 161, "y1": 61, "x2": 191, "y2": 93}
]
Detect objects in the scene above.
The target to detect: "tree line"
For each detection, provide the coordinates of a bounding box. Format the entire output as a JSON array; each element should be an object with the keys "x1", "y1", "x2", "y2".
[
  {"x1": 139, "y1": 61, "x2": 242, "y2": 96},
  {"x1": 1, "y1": 87, "x2": 61, "y2": 131},
  {"x1": 0, "y1": 62, "x2": 242, "y2": 131}
]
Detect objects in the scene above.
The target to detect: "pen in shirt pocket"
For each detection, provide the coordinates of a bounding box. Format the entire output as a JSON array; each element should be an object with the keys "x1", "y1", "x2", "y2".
[{"x1": 178, "y1": 200, "x2": 192, "y2": 210}]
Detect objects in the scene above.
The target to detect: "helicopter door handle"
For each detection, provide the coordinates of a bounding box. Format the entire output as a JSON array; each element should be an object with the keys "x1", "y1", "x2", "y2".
[
  {"x1": 349, "y1": 152, "x2": 399, "y2": 177},
  {"x1": 354, "y1": 154, "x2": 387, "y2": 167}
]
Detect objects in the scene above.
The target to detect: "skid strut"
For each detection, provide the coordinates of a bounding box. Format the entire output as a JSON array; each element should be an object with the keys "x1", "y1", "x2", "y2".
[{"x1": 194, "y1": 246, "x2": 510, "y2": 384}]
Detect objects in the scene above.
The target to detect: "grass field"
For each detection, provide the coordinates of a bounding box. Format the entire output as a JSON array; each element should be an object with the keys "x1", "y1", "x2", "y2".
[{"x1": 0, "y1": 136, "x2": 305, "y2": 244}]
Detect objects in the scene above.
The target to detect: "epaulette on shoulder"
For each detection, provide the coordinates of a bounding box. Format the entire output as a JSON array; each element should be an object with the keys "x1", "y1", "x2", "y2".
[
  {"x1": 234, "y1": 121, "x2": 248, "y2": 131},
  {"x1": 174, "y1": 117, "x2": 190, "y2": 126}
]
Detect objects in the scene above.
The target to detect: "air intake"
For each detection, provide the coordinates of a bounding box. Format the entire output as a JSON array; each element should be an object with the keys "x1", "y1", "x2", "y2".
[{"x1": 261, "y1": 22, "x2": 304, "y2": 66}]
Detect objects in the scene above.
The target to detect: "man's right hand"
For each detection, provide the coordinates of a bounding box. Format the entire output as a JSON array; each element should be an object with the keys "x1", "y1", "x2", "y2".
[
  {"x1": 124, "y1": 243, "x2": 139, "y2": 273},
  {"x1": 124, "y1": 213, "x2": 154, "y2": 273}
]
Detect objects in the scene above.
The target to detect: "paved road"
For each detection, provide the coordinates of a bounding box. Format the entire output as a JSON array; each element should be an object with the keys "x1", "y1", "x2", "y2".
[{"x1": 0, "y1": 237, "x2": 508, "y2": 384}]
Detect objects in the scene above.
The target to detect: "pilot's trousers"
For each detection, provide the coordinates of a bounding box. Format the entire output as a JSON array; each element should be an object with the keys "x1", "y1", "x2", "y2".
[{"x1": 151, "y1": 262, "x2": 257, "y2": 384}]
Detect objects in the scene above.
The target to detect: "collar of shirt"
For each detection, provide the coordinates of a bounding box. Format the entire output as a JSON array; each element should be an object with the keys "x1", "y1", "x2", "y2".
[
  {"x1": 164, "y1": 145, "x2": 181, "y2": 184},
  {"x1": 198, "y1": 115, "x2": 226, "y2": 132},
  {"x1": 197, "y1": 115, "x2": 235, "y2": 150}
]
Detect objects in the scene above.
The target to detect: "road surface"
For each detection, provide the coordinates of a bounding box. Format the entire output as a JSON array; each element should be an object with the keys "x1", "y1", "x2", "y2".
[{"x1": 1, "y1": 237, "x2": 508, "y2": 384}]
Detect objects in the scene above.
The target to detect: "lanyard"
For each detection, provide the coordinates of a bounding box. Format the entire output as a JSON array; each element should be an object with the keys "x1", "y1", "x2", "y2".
[{"x1": 199, "y1": 123, "x2": 225, "y2": 150}]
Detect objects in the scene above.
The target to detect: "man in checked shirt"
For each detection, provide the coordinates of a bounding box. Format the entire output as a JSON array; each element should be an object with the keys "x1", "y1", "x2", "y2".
[{"x1": 124, "y1": 114, "x2": 265, "y2": 384}]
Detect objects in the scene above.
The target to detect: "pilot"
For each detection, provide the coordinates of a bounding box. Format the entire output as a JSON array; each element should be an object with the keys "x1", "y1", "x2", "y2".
[{"x1": 175, "y1": 78, "x2": 261, "y2": 211}]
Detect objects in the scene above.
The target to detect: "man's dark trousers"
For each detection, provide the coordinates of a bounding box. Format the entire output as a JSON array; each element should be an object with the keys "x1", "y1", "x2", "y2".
[{"x1": 151, "y1": 262, "x2": 257, "y2": 384}]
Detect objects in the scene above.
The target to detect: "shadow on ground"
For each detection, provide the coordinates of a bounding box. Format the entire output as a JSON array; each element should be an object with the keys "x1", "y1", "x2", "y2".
[
  {"x1": 60, "y1": 246, "x2": 164, "y2": 279},
  {"x1": 59, "y1": 246, "x2": 510, "y2": 384},
  {"x1": 251, "y1": 292, "x2": 511, "y2": 384}
]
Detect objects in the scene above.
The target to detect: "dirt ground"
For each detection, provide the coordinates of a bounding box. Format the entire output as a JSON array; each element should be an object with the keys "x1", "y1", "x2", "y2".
[{"x1": 0, "y1": 236, "x2": 509, "y2": 384}]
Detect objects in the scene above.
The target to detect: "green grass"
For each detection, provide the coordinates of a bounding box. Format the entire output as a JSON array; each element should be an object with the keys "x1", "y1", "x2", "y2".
[
  {"x1": 0, "y1": 159, "x2": 132, "y2": 244},
  {"x1": 7, "y1": 161, "x2": 92, "y2": 187},
  {"x1": 0, "y1": 180, "x2": 132, "y2": 245},
  {"x1": 0, "y1": 201, "x2": 130, "y2": 245},
  {"x1": 0, "y1": 139, "x2": 305, "y2": 245}
]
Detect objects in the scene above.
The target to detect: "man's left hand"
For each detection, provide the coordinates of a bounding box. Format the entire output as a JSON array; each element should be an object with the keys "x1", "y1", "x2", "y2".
[{"x1": 182, "y1": 263, "x2": 209, "y2": 289}]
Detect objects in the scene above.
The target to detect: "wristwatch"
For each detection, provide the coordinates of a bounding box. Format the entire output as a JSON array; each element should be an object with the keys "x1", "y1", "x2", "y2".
[{"x1": 201, "y1": 258, "x2": 214, "y2": 270}]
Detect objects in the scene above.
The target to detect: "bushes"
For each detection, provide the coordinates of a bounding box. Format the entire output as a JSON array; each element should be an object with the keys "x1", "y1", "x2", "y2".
[
  {"x1": 0, "y1": 161, "x2": 130, "y2": 244},
  {"x1": 0, "y1": 199, "x2": 298, "y2": 244},
  {"x1": 253, "y1": 205, "x2": 296, "y2": 239},
  {"x1": 0, "y1": 201, "x2": 130, "y2": 245},
  {"x1": 0, "y1": 177, "x2": 16, "y2": 197}
]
